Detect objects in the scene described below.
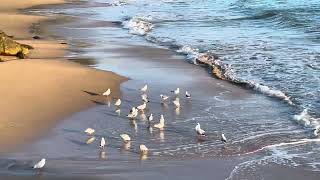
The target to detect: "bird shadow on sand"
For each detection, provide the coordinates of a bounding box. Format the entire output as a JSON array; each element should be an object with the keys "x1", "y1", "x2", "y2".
[
  {"x1": 91, "y1": 100, "x2": 107, "y2": 105},
  {"x1": 82, "y1": 90, "x2": 100, "y2": 96}
]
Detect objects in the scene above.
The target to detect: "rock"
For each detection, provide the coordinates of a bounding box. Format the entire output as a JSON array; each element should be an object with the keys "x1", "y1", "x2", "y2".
[
  {"x1": 0, "y1": 30, "x2": 33, "y2": 60},
  {"x1": 212, "y1": 65, "x2": 226, "y2": 80}
]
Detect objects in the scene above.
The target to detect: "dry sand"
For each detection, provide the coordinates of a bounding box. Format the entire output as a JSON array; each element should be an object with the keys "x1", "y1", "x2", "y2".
[{"x1": 0, "y1": 0, "x2": 127, "y2": 153}]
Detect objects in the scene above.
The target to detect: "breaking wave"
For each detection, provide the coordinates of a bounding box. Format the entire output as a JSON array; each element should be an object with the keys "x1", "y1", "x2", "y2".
[
  {"x1": 121, "y1": 16, "x2": 295, "y2": 105},
  {"x1": 293, "y1": 109, "x2": 320, "y2": 131},
  {"x1": 122, "y1": 16, "x2": 154, "y2": 35}
]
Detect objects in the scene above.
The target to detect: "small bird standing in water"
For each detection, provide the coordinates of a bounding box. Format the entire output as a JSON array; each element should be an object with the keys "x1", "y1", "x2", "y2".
[
  {"x1": 84, "y1": 128, "x2": 95, "y2": 135},
  {"x1": 114, "y1": 99, "x2": 121, "y2": 107},
  {"x1": 314, "y1": 125, "x2": 320, "y2": 137},
  {"x1": 33, "y1": 158, "x2": 46, "y2": 169},
  {"x1": 140, "y1": 84, "x2": 148, "y2": 93},
  {"x1": 221, "y1": 133, "x2": 227, "y2": 143},
  {"x1": 103, "y1": 88, "x2": 111, "y2": 96},
  {"x1": 160, "y1": 94, "x2": 169, "y2": 102},
  {"x1": 154, "y1": 115, "x2": 165, "y2": 130},
  {"x1": 137, "y1": 102, "x2": 147, "y2": 111},
  {"x1": 171, "y1": 88, "x2": 180, "y2": 96},
  {"x1": 148, "y1": 113, "x2": 153, "y2": 122},
  {"x1": 100, "y1": 137, "x2": 106, "y2": 149},
  {"x1": 185, "y1": 91, "x2": 191, "y2": 99},
  {"x1": 141, "y1": 94, "x2": 149, "y2": 103},
  {"x1": 195, "y1": 123, "x2": 205, "y2": 136}
]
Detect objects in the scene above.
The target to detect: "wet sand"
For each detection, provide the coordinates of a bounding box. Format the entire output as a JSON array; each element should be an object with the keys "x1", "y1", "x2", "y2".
[{"x1": 0, "y1": 0, "x2": 126, "y2": 153}]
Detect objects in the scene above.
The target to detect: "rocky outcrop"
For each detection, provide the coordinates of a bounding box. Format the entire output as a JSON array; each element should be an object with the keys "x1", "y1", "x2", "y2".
[
  {"x1": 0, "y1": 30, "x2": 33, "y2": 61},
  {"x1": 195, "y1": 53, "x2": 247, "y2": 86},
  {"x1": 196, "y1": 53, "x2": 228, "y2": 80}
]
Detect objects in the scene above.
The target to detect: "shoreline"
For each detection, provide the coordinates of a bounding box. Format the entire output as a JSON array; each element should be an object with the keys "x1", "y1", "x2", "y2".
[{"x1": 0, "y1": 1, "x2": 127, "y2": 153}]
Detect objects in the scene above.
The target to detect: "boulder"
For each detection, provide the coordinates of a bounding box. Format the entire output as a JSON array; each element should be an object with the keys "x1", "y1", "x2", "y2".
[{"x1": 0, "y1": 30, "x2": 33, "y2": 60}]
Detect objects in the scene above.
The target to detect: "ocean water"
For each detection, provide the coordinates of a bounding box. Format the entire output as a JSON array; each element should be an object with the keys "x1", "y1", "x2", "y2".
[
  {"x1": 96, "y1": 0, "x2": 320, "y2": 118},
  {"x1": 3, "y1": 0, "x2": 319, "y2": 179}
]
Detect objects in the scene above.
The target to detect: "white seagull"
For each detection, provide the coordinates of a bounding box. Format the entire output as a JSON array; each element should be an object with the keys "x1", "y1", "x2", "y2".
[
  {"x1": 33, "y1": 158, "x2": 46, "y2": 169},
  {"x1": 100, "y1": 137, "x2": 106, "y2": 148},
  {"x1": 185, "y1": 91, "x2": 191, "y2": 99},
  {"x1": 114, "y1": 99, "x2": 121, "y2": 107},
  {"x1": 127, "y1": 107, "x2": 138, "y2": 119},
  {"x1": 195, "y1": 123, "x2": 205, "y2": 136},
  {"x1": 84, "y1": 128, "x2": 95, "y2": 135},
  {"x1": 148, "y1": 113, "x2": 153, "y2": 122},
  {"x1": 140, "y1": 84, "x2": 148, "y2": 93},
  {"x1": 154, "y1": 115, "x2": 165, "y2": 129},
  {"x1": 171, "y1": 88, "x2": 180, "y2": 96},
  {"x1": 173, "y1": 99, "x2": 180, "y2": 108},
  {"x1": 120, "y1": 134, "x2": 131, "y2": 142},
  {"x1": 141, "y1": 94, "x2": 149, "y2": 103},
  {"x1": 160, "y1": 94, "x2": 169, "y2": 102},
  {"x1": 314, "y1": 126, "x2": 320, "y2": 137},
  {"x1": 140, "y1": 144, "x2": 149, "y2": 154},
  {"x1": 221, "y1": 133, "x2": 227, "y2": 143},
  {"x1": 102, "y1": 88, "x2": 111, "y2": 96},
  {"x1": 137, "y1": 102, "x2": 147, "y2": 111}
]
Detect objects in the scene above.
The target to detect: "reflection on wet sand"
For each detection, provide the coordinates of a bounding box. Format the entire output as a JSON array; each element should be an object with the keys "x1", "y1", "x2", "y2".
[
  {"x1": 122, "y1": 142, "x2": 131, "y2": 151},
  {"x1": 99, "y1": 150, "x2": 107, "y2": 160},
  {"x1": 86, "y1": 136, "x2": 96, "y2": 144},
  {"x1": 130, "y1": 120, "x2": 138, "y2": 133}
]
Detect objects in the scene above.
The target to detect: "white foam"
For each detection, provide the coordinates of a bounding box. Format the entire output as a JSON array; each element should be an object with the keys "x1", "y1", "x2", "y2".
[
  {"x1": 111, "y1": 0, "x2": 128, "y2": 6},
  {"x1": 248, "y1": 81, "x2": 294, "y2": 105},
  {"x1": 293, "y1": 109, "x2": 320, "y2": 129},
  {"x1": 123, "y1": 17, "x2": 154, "y2": 35},
  {"x1": 242, "y1": 138, "x2": 320, "y2": 156}
]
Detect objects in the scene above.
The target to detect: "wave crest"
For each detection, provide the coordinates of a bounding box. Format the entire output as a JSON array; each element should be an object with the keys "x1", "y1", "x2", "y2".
[
  {"x1": 123, "y1": 17, "x2": 154, "y2": 35},
  {"x1": 293, "y1": 109, "x2": 320, "y2": 130}
]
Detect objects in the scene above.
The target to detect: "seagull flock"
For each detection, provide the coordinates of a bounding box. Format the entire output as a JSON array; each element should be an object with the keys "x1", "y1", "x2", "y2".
[{"x1": 32, "y1": 84, "x2": 228, "y2": 170}]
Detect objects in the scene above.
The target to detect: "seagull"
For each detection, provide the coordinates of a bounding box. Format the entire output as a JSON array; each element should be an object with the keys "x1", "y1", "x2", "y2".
[
  {"x1": 173, "y1": 99, "x2": 180, "y2": 108},
  {"x1": 314, "y1": 126, "x2": 320, "y2": 137},
  {"x1": 221, "y1": 133, "x2": 227, "y2": 143},
  {"x1": 139, "y1": 144, "x2": 149, "y2": 154},
  {"x1": 160, "y1": 94, "x2": 169, "y2": 102},
  {"x1": 137, "y1": 102, "x2": 147, "y2": 111},
  {"x1": 141, "y1": 94, "x2": 149, "y2": 103},
  {"x1": 100, "y1": 137, "x2": 106, "y2": 149},
  {"x1": 127, "y1": 107, "x2": 138, "y2": 119},
  {"x1": 148, "y1": 113, "x2": 153, "y2": 122},
  {"x1": 120, "y1": 134, "x2": 131, "y2": 142},
  {"x1": 154, "y1": 115, "x2": 165, "y2": 129},
  {"x1": 171, "y1": 88, "x2": 180, "y2": 96},
  {"x1": 84, "y1": 128, "x2": 95, "y2": 135},
  {"x1": 114, "y1": 99, "x2": 121, "y2": 107},
  {"x1": 33, "y1": 158, "x2": 46, "y2": 169},
  {"x1": 195, "y1": 123, "x2": 205, "y2": 136},
  {"x1": 140, "y1": 84, "x2": 148, "y2": 93},
  {"x1": 102, "y1": 88, "x2": 111, "y2": 96},
  {"x1": 185, "y1": 91, "x2": 191, "y2": 99}
]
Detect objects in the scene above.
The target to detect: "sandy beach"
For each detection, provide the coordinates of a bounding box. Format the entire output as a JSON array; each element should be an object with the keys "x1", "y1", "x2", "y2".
[{"x1": 0, "y1": 0, "x2": 126, "y2": 153}]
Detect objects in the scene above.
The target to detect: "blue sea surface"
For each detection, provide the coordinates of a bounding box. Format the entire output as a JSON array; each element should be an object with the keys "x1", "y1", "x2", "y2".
[{"x1": 93, "y1": 0, "x2": 320, "y2": 118}]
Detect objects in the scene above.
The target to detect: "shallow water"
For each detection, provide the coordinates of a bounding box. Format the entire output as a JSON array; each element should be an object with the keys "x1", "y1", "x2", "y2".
[{"x1": 2, "y1": 0, "x2": 320, "y2": 179}]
